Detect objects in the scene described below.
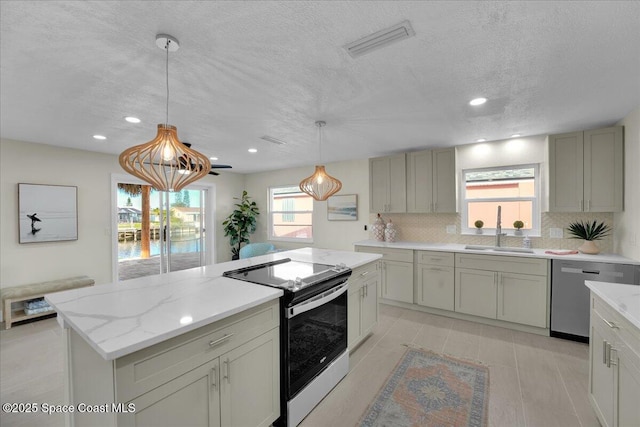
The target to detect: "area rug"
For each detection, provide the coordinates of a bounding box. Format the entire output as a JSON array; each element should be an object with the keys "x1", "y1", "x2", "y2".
[{"x1": 359, "y1": 348, "x2": 489, "y2": 427}]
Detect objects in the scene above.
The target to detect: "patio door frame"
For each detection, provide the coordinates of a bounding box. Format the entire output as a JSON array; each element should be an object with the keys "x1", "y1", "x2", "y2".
[{"x1": 110, "y1": 173, "x2": 216, "y2": 282}]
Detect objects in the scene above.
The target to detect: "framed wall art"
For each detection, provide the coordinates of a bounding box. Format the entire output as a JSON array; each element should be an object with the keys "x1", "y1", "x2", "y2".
[
  {"x1": 18, "y1": 183, "x2": 78, "y2": 243},
  {"x1": 327, "y1": 194, "x2": 358, "y2": 221}
]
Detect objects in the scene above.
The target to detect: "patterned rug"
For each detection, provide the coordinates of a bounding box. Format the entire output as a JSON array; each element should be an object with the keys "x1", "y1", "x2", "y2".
[{"x1": 359, "y1": 348, "x2": 489, "y2": 427}]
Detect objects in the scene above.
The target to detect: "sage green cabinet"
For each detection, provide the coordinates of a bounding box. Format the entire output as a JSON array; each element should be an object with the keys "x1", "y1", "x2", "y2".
[
  {"x1": 355, "y1": 246, "x2": 413, "y2": 303},
  {"x1": 348, "y1": 261, "x2": 380, "y2": 350},
  {"x1": 382, "y1": 260, "x2": 414, "y2": 303},
  {"x1": 66, "y1": 300, "x2": 281, "y2": 427},
  {"x1": 548, "y1": 126, "x2": 623, "y2": 212},
  {"x1": 455, "y1": 268, "x2": 497, "y2": 319},
  {"x1": 589, "y1": 293, "x2": 640, "y2": 427},
  {"x1": 415, "y1": 251, "x2": 455, "y2": 310},
  {"x1": 406, "y1": 148, "x2": 456, "y2": 213},
  {"x1": 369, "y1": 154, "x2": 406, "y2": 213},
  {"x1": 454, "y1": 253, "x2": 548, "y2": 327}
]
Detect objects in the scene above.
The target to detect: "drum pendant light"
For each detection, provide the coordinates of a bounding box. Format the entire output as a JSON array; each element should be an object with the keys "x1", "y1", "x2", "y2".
[
  {"x1": 119, "y1": 34, "x2": 210, "y2": 192},
  {"x1": 299, "y1": 121, "x2": 342, "y2": 201}
]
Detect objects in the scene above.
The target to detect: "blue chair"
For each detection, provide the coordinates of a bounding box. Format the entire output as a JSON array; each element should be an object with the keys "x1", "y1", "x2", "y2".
[{"x1": 239, "y1": 243, "x2": 276, "y2": 259}]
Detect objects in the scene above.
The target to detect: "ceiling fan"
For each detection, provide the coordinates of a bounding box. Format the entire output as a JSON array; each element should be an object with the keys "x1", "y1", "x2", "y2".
[{"x1": 181, "y1": 142, "x2": 232, "y2": 176}]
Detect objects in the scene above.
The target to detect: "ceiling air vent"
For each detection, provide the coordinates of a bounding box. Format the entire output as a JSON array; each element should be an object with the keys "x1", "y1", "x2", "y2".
[
  {"x1": 260, "y1": 135, "x2": 288, "y2": 145},
  {"x1": 344, "y1": 20, "x2": 415, "y2": 58}
]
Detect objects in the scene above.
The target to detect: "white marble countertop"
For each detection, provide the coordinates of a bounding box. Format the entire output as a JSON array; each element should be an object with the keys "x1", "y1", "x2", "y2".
[
  {"x1": 586, "y1": 281, "x2": 640, "y2": 330},
  {"x1": 46, "y1": 248, "x2": 381, "y2": 361},
  {"x1": 353, "y1": 239, "x2": 640, "y2": 265}
]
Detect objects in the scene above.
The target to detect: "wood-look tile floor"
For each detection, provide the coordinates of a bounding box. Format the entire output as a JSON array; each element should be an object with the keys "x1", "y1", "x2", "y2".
[{"x1": 0, "y1": 305, "x2": 600, "y2": 427}]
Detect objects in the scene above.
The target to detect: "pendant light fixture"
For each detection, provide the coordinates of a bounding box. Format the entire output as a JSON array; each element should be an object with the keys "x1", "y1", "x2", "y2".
[
  {"x1": 299, "y1": 121, "x2": 342, "y2": 201},
  {"x1": 119, "y1": 34, "x2": 210, "y2": 192}
]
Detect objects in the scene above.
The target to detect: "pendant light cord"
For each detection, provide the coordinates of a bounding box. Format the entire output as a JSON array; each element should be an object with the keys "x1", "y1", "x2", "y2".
[
  {"x1": 318, "y1": 123, "x2": 322, "y2": 163},
  {"x1": 165, "y1": 39, "x2": 170, "y2": 127},
  {"x1": 316, "y1": 120, "x2": 326, "y2": 164}
]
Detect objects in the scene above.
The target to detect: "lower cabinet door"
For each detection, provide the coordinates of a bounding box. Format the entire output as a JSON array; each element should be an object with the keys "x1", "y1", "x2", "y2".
[
  {"x1": 219, "y1": 328, "x2": 280, "y2": 427},
  {"x1": 120, "y1": 359, "x2": 220, "y2": 427},
  {"x1": 348, "y1": 285, "x2": 363, "y2": 349},
  {"x1": 361, "y1": 279, "x2": 378, "y2": 339},
  {"x1": 454, "y1": 269, "x2": 496, "y2": 319},
  {"x1": 382, "y1": 261, "x2": 413, "y2": 303},
  {"x1": 616, "y1": 344, "x2": 640, "y2": 427},
  {"x1": 416, "y1": 265, "x2": 454, "y2": 311},
  {"x1": 497, "y1": 272, "x2": 547, "y2": 327},
  {"x1": 589, "y1": 320, "x2": 615, "y2": 427}
]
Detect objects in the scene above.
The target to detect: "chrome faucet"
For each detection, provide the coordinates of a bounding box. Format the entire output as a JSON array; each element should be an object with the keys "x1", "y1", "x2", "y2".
[{"x1": 495, "y1": 205, "x2": 507, "y2": 247}]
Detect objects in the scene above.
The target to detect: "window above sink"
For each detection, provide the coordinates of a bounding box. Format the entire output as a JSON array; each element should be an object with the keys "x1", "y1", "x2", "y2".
[{"x1": 461, "y1": 164, "x2": 541, "y2": 237}]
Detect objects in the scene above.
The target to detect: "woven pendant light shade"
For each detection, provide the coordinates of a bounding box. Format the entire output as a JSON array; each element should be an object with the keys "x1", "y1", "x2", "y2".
[
  {"x1": 119, "y1": 124, "x2": 211, "y2": 192},
  {"x1": 299, "y1": 165, "x2": 343, "y2": 201},
  {"x1": 299, "y1": 121, "x2": 342, "y2": 201},
  {"x1": 119, "y1": 34, "x2": 211, "y2": 192}
]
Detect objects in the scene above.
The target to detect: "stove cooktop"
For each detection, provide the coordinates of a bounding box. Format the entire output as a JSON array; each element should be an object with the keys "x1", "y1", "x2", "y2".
[{"x1": 223, "y1": 258, "x2": 350, "y2": 293}]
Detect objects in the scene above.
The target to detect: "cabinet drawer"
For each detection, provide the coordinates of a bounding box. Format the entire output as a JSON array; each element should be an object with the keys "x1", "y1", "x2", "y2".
[
  {"x1": 415, "y1": 251, "x2": 454, "y2": 267},
  {"x1": 355, "y1": 246, "x2": 413, "y2": 263},
  {"x1": 592, "y1": 295, "x2": 640, "y2": 358},
  {"x1": 116, "y1": 300, "x2": 279, "y2": 402},
  {"x1": 349, "y1": 261, "x2": 379, "y2": 290},
  {"x1": 455, "y1": 253, "x2": 547, "y2": 276}
]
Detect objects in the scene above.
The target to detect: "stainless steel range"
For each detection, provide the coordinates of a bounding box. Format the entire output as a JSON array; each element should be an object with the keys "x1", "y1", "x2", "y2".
[{"x1": 223, "y1": 258, "x2": 352, "y2": 427}]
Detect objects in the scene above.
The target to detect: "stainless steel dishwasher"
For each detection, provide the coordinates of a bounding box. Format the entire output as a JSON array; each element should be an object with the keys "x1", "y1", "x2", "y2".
[{"x1": 551, "y1": 260, "x2": 638, "y2": 342}]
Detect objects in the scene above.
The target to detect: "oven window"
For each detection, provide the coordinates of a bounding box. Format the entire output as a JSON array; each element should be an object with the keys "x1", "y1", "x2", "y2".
[{"x1": 287, "y1": 290, "x2": 347, "y2": 397}]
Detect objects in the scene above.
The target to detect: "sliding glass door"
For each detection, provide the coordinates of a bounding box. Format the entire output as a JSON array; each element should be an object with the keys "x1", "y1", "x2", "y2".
[{"x1": 115, "y1": 177, "x2": 212, "y2": 281}]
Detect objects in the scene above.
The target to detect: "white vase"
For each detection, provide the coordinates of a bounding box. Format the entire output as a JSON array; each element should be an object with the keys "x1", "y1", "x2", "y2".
[
  {"x1": 373, "y1": 214, "x2": 385, "y2": 241},
  {"x1": 475, "y1": 228, "x2": 483, "y2": 234},
  {"x1": 385, "y1": 220, "x2": 397, "y2": 243},
  {"x1": 578, "y1": 240, "x2": 600, "y2": 255}
]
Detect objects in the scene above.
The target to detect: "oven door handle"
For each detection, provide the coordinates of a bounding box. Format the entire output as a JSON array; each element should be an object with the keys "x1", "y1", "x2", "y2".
[{"x1": 287, "y1": 282, "x2": 349, "y2": 319}]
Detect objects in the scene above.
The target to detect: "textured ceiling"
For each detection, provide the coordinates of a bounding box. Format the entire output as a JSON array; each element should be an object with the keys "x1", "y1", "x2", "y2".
[{"x1": 1, "y1": 1, "x2": 639, "y2": 173}]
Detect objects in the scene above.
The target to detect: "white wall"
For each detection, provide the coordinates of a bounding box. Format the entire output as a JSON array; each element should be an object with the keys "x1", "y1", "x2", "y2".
[
  {"x1": 615, "y1": 107, "x2": 640, "y2": 260},
  {"x1": 0, "y1": 138, "x2": 245, "y2": 290},
  {"x1": 244, "y1": 159, "x2": 370, "y2": 252}
]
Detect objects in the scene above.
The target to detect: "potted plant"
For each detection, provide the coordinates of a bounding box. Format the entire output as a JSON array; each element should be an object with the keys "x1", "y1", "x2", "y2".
[
  {"x1": 513, "y1": 220, "x2": 524, "y2": 236},
  {"x1": 474, "y1": 220, "x2": 484, "y2": 234},
  {"x1": 566, "y1": 220, "x2": 611, "y2": 254},
  {"x1": 223, "y1": 191, "x2": 260, "y2": 260}
]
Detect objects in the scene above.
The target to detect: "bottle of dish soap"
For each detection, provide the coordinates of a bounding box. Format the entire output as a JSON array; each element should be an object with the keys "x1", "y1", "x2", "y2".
[{"x1": 523, "y1": 235, "x2": 531, "y2": 249}]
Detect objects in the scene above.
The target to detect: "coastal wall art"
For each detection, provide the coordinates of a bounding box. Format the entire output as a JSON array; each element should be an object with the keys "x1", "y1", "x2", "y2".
[
  {"x1": 18, "y1": 183, "x2": 78, "y2": 243},
  {"x1": 327, "y1": 194, "x2": 358, "y2": 221}
]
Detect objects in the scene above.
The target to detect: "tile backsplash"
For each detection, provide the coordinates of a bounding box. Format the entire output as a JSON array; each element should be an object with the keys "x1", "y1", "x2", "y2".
[{"x1": 369, "y1": 212, "x2": 614, "y2": 253}]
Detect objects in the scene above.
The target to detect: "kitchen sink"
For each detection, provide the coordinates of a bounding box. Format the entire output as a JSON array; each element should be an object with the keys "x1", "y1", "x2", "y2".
[{"x1": 464, "y1": 245, "x2": 534, "y2": 254}]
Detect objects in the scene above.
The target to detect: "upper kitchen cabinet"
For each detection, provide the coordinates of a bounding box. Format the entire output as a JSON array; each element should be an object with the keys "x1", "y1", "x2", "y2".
[
  {"x1": 406, "y1": 148, "x2": 457, "y2": 213},
  {"x1": 548, "y1": 126, "x2": 623, "y2": 212},
  {"x1": 369, "y1": 154, "x2": 406, "y2": 213}
]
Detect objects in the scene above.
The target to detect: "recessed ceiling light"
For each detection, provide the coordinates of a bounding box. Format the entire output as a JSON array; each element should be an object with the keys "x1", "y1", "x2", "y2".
[
  {"x1": 93, "y1": 135, "x2": 107, "y2": 140},
  {"x1": 248, "y1": 148, "x2": 258, "y2": 153},
  {"x1": 476, "y1": 138, "x2": 487, "y2": 142},
  {"x1": 210, "y1": 156, "x2": 218, "y2": 161},
  {"x1": 125, "y1": 116, "x2": 141, "y2": 123},
  {"x1": 511, "y1": 134, "x2": 521, "y2": 138},
  {"x1": 469, "y1": 97, "x2": 487, "y2": 106}
]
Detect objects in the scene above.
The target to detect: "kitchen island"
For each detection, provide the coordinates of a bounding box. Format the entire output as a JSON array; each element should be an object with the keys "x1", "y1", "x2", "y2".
[
  {"x1": 586, "y1": 281, "x2": 640, "y2": 427},
  {"x1": 46, "y1": 248, "x2": 381, "y2": 427}
]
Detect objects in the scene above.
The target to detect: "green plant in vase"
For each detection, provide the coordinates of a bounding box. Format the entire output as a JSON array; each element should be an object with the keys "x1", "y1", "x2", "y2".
[
  {"x1": 513, "y1": 220, "x2": 524, "y2": 236},
  {"x1": 223, "y1": 191, "x2": 260, "y2": 260},
  {"x1": 566, "y1": 220, "x2": 611, "y2": 254},
  {"x1": 474, "y1": 220, "x2": 484, "y2": 234}
]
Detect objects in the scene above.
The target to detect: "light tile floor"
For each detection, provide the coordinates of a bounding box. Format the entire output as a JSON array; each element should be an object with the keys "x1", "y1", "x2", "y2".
[{"x1": 0, "y1": 304, "x2": 600, "y2": 427}]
